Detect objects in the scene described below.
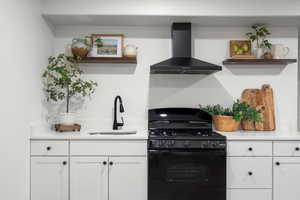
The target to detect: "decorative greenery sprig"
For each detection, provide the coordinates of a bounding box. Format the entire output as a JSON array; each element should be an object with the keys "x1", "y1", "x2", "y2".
[
  {"x1": 246, "y1": 24, "x2": 272, "y2": 50},
  {"x1": 200, "y1": 100, "x2": 262, "y2": 122},
  {"x1": 42, "y1": 54, "x2": 98, "y2": 113}
]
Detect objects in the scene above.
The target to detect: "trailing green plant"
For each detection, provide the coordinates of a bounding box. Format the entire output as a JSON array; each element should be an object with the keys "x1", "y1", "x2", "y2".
[
  {"x1": 246, "y1": 24, "x2": 272, "y2": 50},
  {"x1": 95, "y1": 38, "x2": 103, "y2": 48},
  {"x1": 200, "y1": 100, "x2": 262, "y2": 122},
  {"x1": 42, "y1": 54, "x2": 98, "y2": 113}
]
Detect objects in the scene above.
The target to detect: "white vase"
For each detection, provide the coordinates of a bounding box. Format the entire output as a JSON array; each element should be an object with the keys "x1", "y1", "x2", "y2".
[
  {"x1": 59, "y1": 113, "x2": 76, "y2": 125},
  {"x1": 255, "y1": 48, "x2": 264, "y2": 59}
]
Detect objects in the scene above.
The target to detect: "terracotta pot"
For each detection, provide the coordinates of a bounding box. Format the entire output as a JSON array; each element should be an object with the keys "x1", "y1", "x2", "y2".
[
  {"x1": 263, "y1": 52, "x2": 273, "y2": 60},
  {"x1": 212, "y1": 115, "x2": 240, "y2": 132},
  {"x1": 241, "y1": 120, "x2": 255, "y2": 131}
]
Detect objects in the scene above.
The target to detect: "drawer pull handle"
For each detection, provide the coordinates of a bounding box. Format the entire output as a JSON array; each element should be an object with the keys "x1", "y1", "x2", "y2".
[
  {"x1": 248, "y1": 171, "x2": 253, "y2": 176},
  {"x1": 109, "y1": 161, "x2": 113, "y2": 166},
  {"x1": 248, "y1": 147, "x2": 253, "y2": 151},
  {"x1": 276, "y1": 162, "x2": 280, "y2": 166},
  {"x1": 46, "y1": 146, "x2": 52, "y2": 151},
  {"x1": 103, "y1": 161, "x2": 107, "y2": 165},
  {"x1": 62, "y1": 161, "x2": 67, "y2": 165},
  {"x1": 295, "y1": 147, "x2": 300, "y2": 151}
]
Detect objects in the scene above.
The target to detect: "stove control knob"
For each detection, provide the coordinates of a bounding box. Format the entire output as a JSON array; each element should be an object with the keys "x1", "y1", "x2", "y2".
[
  {"x1": 183, "y1": 141, "x2": 191, "y2": 147},
  {"x1": 201, "y1": 141, "x2": 207, "y2": 148},
  {"x1": 211, "y1": 141, "x2": 217, "y2": 147},
  {"x1": 168, "y1": 140, "x2": 175, "y2": 147}
]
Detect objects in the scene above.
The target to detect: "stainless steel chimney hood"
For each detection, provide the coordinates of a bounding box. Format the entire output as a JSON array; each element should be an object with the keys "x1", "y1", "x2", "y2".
[{"x1": 150, "y1": 23, "x2": 222, "y2": 74}]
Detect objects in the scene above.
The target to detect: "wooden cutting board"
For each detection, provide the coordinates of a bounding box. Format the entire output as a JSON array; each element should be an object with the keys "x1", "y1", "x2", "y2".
[{"x1": 241, "y1": 84, "x2": 275, "y2": 131}]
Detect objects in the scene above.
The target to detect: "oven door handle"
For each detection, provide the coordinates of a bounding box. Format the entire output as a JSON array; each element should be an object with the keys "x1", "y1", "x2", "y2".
[{"x1": 148, "y1": 149, "x2": 226, "y2": 156}]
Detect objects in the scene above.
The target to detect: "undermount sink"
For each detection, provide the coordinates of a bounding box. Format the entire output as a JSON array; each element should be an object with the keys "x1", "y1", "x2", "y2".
[{"x1": 88, "y1": 130, "x2": 137, "y2": 135}]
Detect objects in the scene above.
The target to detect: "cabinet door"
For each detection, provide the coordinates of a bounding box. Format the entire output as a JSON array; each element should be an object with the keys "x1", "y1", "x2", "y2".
[
  {"x1": 109, "y1": 156, "x2": 147, "y2": 200},
  {"x1": 227, "y1": 189, "x2": 272, "y2": 200},
  {"x1": 274, "y1": 157, "x2": 300, "y2": 200},
  {"x1": 70, "y1": 157, "x2": 108, "y2": 200},
  {"x1": 228, "y1": 157, "x2": 272, "y2": 189},
  {"x1": 31, "y1": 157, "x2": 68, "y2": 200}
]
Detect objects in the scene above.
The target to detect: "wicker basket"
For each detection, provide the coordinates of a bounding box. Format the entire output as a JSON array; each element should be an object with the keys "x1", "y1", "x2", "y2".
[{"x1": 212, "y1": 115, "x2": 240, "y2": 132}]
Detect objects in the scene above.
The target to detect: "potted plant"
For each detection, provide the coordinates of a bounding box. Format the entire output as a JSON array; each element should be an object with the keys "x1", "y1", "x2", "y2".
[
  {"x1": 246, "y1": 24, "x2": 272, "y2": 59},
  {"x1": 95, "y1": 37, "x2": 104, "y2": 54},
  {"x1": 71, "y1": 36, "x2": 92, "y2": 58},
  {"x1": 42, "y1": 54, "x2": 98, "y2": 125},
  {"x1": 200, "y1": 100, "x2": 262, "y2": 132}
]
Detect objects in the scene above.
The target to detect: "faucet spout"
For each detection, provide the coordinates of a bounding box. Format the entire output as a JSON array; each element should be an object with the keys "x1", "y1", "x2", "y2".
[{"x1": 113, "y1": 96, "x2": 125, "y2": 130}]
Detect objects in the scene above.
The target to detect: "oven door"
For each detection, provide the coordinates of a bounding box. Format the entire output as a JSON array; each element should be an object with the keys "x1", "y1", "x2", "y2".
[{"x1": 148, "y1": 149, "x2": 226, "y2": 200}]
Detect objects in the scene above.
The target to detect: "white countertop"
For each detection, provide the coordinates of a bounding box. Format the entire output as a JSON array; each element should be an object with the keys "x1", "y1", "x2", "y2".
[
  {"x1": 31, "y1": 130, "x2": 300, "y2": 141},
  {"x1": 30, "y1": 130, "x2": 148, "y2": 140},
  {"x1": 220, "y1": 130, "x2": 300, "y2": 140}
]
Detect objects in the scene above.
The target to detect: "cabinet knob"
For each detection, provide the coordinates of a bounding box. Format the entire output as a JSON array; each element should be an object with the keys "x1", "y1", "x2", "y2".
[
  {"x1": 109, "y1": 161, "x2": 113, "y2": 166},
  {"x1": 102, "y1": 161, "x2": 107, "y2": 165},
  {"x1": 295, "y1": 147, "x2": 300, "y2": 151},
  {"x1": 248, "y1": 171, "x2": 253, "y2": 176},
  {"x1": 248, "y1": 147, "x2": 253, "y2": 151},
  {"x1": 276, "y1": 162, "x2": 280, "y2": 166},
  {"x1": 62, "y1": 161, "x2": 67, "y2": 165},
  {"x1": 46, "y1": 146, "x2": 52, "y2": 151}
]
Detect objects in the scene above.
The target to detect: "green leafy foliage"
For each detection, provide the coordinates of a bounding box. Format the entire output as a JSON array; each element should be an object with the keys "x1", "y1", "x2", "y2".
[
  {"x1": 95, "y1": 38, "x2": 103, "y2": 48},
  {"x1": 246, "y1": 24, "x2": 272, "y2": 50},
  {"x1": 42, "y1": 54, "x2": 98, "y2": 113},
  {"x1": 200, "y1": 100, "x2": 262, "y2": 122}
]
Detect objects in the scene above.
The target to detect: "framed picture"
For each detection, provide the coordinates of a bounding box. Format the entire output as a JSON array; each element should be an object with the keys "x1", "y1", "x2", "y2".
[
  {"x1": 90, "y1": 34, "x2": 124, "y2": 57},
  {"x1": 230, "y1": 40, "x2": 252, "y2": 58}
]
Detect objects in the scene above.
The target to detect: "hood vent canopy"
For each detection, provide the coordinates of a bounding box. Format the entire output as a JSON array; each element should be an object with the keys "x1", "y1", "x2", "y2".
[{"x1": 150, "y1": 23, "x2": 222, "y2": 74}]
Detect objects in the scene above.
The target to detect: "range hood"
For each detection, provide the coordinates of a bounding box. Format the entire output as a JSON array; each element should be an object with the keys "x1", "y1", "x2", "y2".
[{"x1": 150, "y1": 23, "x2": 222, "y2": 74}]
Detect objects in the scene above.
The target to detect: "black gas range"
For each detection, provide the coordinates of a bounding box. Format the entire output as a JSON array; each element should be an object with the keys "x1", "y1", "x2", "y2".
[{"x1": 148, "y1": 108, "x2": 226, "y2": 200}]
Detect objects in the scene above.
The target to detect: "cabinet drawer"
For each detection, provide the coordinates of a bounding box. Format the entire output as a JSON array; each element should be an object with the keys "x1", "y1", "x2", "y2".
[
  {"x1": 31, "y1": 141, "x2": 69, "y2": 156},
  {"x1": 227, "y1": 189, "x2": 272, "y2": 200},
  {"x1": 227, "y1": 157, "x2": 272, "y2": 189},
  {"x1": 274, "y1": 141, "x2": 300, "y2": 156},
  {"x1": 228, "y1": 141, "x2": 272, "y2": 156},
  {"x1": 70, "y1": 141, "x2": 147, "y2": 156}
]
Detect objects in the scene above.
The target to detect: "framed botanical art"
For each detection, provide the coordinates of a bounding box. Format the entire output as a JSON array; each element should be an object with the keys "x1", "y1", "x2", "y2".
[
  {"x1": 89, "y1": 34, "x2": 124, "y2": 57},
  {"x1": 230, "y1": 40, "x2": 252, "y2": 58}
]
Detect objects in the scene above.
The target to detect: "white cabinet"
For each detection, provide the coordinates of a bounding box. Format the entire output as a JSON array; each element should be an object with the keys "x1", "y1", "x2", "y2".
[
  {"x1": 109, "y1": 157, "x2": 147, "y2": 200},
  {"x1": 273, "y1": 157, "x2": 300, "y2": 200},
  {"x1": 227, "y1": 189, "x2": 272, "y2": 200},
  {"x1": 70, "y1": 156, "x2": 147, "y2": 200},
  {"x1": 31, "y1": 157, "x2": 69, "y2": 200},
  {"x1": 31, "y1": 141, "x2": 69, "y2": 156},
  {"x1": 70, "y1": 157, "x2": 108, "y2": 200},
  {"x1": 227, "y1": 157, "x2": 272, "y2": 189},
  {"x1": 30, "y1": 139, "x2": 147, "y2": 200},
  {"x1": 227, "y1": 141, "x2": 272, "y2": 157},
  {"x1": 273, "y1": 141, "x2": 300, "y2": 156}
]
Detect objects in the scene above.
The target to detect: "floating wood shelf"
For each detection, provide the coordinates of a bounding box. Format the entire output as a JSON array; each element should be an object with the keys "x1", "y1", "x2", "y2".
[
  {"x1": 223, "y1": 59, "x2": 297, "y2": 65},
  {"x1": 78, "y1": 57, "x2": 137, "y2": 64}
]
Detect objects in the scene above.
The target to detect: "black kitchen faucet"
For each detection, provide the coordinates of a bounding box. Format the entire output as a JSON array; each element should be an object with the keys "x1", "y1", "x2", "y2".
[{"x1": 113, "y1": 96, "x2": 125, "y2": 130}]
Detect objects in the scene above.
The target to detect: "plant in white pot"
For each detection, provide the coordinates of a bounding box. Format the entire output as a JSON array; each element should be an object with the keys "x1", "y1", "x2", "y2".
[
  {"x1": 42, "y1": 54, "x2": 98, "y2": 125},
  {"x1": 246, "y1": 24, "x2": 272, "y2": 59}
]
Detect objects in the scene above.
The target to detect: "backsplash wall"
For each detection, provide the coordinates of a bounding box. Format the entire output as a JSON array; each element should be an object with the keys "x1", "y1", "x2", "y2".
[{"x1": 52, "y1": 25, "x2": 298, "y2": 132}]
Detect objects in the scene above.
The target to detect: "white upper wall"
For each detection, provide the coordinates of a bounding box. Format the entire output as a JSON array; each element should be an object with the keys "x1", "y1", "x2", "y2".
[
  {"x1": 43, "y1": 0, "x2": 300, "y2": 16},
  {"x1": 53, "y1": 25, "x2": 298, "y2": 132},
  {"x1": 0, "y1": 1, "x2": 53, "y2": 200}
]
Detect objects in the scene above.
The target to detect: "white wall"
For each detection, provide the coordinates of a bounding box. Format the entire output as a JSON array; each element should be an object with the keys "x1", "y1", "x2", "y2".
[
  {"x1": 43, "y1": 0, "x2": 300, "y2": 16},
  {"x1": 53, "y1": 25, "x2": 298, "y2": 132},
  {"x1": 0, "y1": 0, "x2": 53, "y2": 200}
]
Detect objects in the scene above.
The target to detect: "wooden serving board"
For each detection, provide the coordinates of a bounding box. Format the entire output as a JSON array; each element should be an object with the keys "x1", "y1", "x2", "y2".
[
  {"x1": 241, "y1": 84, "x2": 275, "y2": 131},
  {"x1": 55, "y1": 124, "x2": 81, "y2": 132}
]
